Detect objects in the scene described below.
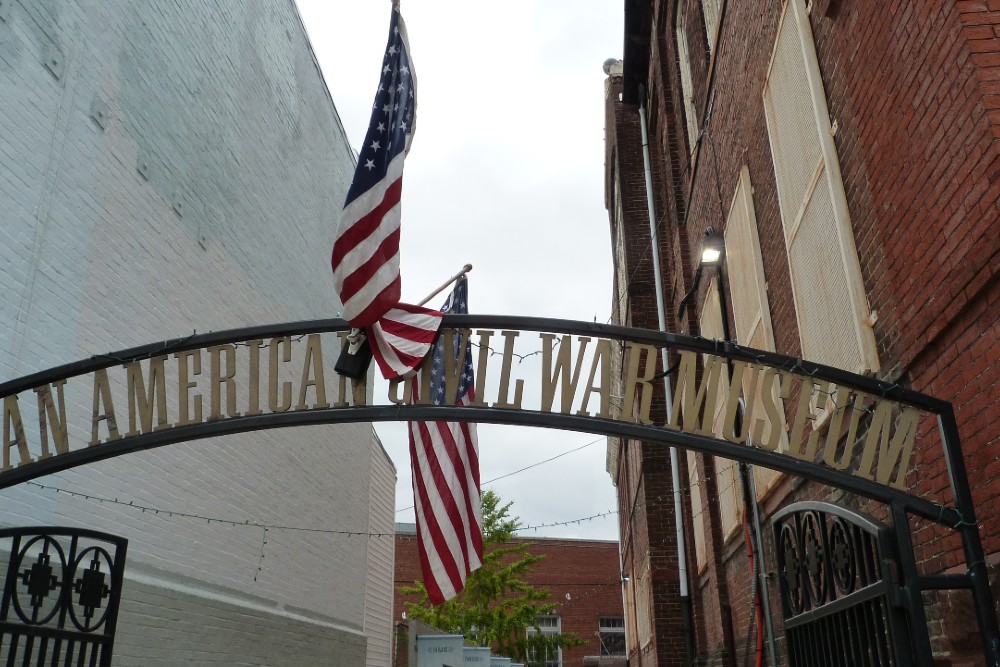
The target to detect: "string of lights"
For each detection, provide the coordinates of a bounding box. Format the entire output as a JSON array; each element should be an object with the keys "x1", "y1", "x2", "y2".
[
  {"x1": 26, "y1": 446, "x2": 894, "y2": 540},
  {"x1": 23, "y1": 480, "x2": 621, "y2": 539}
]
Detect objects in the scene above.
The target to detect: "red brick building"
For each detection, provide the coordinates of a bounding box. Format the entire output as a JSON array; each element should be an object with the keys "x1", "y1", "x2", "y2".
[
  {"x1": 393, "y1": 524, "x2": 626, "y2": 666},
  {"x1": 604, "y1": 1, "x2": 1000, "y2": 665}
]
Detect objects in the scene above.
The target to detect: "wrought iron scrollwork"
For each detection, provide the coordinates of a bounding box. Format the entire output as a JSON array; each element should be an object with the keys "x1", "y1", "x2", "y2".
[
  {"x1": 774, "y1": 505, "x2": 882, "y2": 615},
  {"x1": 12, "y1": 535, "x2": 66, "y2": 626},
  {"x1": 772, "y1": 502, "x2": 914, "y2": 666},
  {"x1": 1, "y1": 527, "x2": 127, "y2": 667}
]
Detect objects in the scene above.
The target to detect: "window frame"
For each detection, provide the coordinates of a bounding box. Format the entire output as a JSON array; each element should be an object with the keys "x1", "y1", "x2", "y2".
[
  {"x1": 527, "y1": 615, "x2": 562, "y2": 667},
  {"x1": 598, "y1": 617, "x2": 627, "y2": 657}
]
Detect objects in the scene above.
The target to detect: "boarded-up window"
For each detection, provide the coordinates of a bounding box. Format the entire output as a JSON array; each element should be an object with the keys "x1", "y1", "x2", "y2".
[
  {"x1": 762, "y1": 0, "x2": 878, "y2": 375},
  {"x1": 687, "y1": 448, "x2": 708, "y2": 572},
  {"x1": 676, "y1": 0, "x2": 700, "y2": 154},
  {"x1": 699, "y1": 281, "x2": 742, "y2": 540},
  {"x1": 724, "y1": 166, "x2": 790, "y2": 500},
  {"x1": 701, "y1": 0, "x2": 721, "y2": 54},
  {"x1": 635, "y1": 565, "x2": 653, "y2": 649}
]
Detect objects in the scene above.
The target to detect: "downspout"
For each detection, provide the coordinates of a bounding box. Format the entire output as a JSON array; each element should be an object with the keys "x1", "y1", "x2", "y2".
[{"x1": 638, "y1": 84, "x2": 695, "y2": 667}]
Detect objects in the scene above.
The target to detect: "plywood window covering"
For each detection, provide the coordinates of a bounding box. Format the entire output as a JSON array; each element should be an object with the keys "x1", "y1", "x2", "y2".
[
  {"x1": 724, "y1": 166, "x2": 791, "y2": 500},
  {"x1": 686, "y1": 449, "x2": 708, "y2": 573},
  {"x1": 699, "y1": 280, "x2": 742, "y2": 540},
  {"x1": 701, "y1": 0, "x2": 721, "y2": 54},
  {"x1": 676, "y1": 0, "x2": 700, "y2": 154},
  {"x1": 762, "y1": 0, "x2": 879, "y2": 375},
  {"x1": 635, "y1": 566, "x2": 653, "y2": 649}
]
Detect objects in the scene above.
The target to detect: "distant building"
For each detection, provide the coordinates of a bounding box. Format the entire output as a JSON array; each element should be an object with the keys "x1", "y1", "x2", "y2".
[
  {"x1": 394, "y1": 524, "x2": 625, "y2": 666},
  {"x1": 0, "y1": 1, "x2": 393, "y2": 665},
  {"x1": 605, "y1": 1, "x2": 1000, "y2": 665}
]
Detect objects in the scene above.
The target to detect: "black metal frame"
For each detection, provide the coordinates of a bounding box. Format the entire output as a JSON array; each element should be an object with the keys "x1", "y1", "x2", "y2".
[
  {"x1": 0, "y1": 315, "x2": 996, "y2": 664},
  {"x1": 0, "y1": 527, "x2": 127, "y2": 667}
]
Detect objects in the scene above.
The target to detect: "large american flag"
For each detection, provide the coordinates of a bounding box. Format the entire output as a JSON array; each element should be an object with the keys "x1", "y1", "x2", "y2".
[
  {"x1": 409, "y1": 277, "x2": 483, "y2": 605},
  {"x1": 331, "y1": 3, "x2": 442, "y2": 379}
]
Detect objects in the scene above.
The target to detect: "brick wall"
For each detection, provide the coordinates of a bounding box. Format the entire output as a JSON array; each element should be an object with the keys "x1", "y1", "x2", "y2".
[
  {"x1": 394, "y1": 529, "x2": 624, "y2": 666},
  {"x1": 609, "y1": 0, "x2": 1000, "y2": 664}
]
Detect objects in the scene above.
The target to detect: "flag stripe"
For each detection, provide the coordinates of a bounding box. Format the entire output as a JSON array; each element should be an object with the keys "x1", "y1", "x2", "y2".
[
  {"x1": 408, "y1": 278, "x2": 482, "y2": 605},
  {"x1": 411, "y1": 414, "x2": 468, "y2": 598},
  {"x1": 420, "y1": 420, "x2": 475, "y2": 566},
  {"x1": 340, "y1": 229, "x2": 401, "y2": 308},
  {"x1": 368, "y1": 304, "x2": 443, "y2": 379},
  {"x1": 331, "y1": 169, "x2": 403, "y2": 270},
  {"x1": 412, "y1": 456, "x2": 457, "y2": 602},
  {"x1": 349, "y1": 276, "x2": 404, "y2": 331}
]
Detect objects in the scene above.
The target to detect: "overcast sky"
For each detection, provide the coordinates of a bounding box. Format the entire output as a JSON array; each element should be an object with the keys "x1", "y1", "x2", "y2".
[{"x1": 295, "y1": 1, "x2": 624, "y2": 541}]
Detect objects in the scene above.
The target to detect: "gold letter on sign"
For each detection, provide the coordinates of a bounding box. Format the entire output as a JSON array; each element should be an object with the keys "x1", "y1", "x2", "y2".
[
  {"x1": 246, "y1": 340, "x2": 264, "y2": 416},
  {"x1": 856, "y1": 400, "x2": 920, "y2": 490},
  {"x1": 754, "y1": 367, "x2": 785, "y2": 451},
  {"x1": 268, "y1": 337, "x2": 293, "y2": 413},
  {"x1": 34, "y1": 380, "x2": 69, "y2": 459},
  {"x1": 621, "y1": 342, "x2": 658, "y2": 425},
  {"x1": 125, "y1": 356, "x2": 170, "y2": 436},
  {"x1": 471, "y1": 330, "x2": 493, "y2": 407},
  {"x1": 540, "y1": 334, "x2": 590, "y2": 414},
  {"x1": 208, "y1": 344, "x2": 240, "y2": 420},
  {"x1": 493, "y1": 331, "x2": 524, "y2": 410},
  {"x1": 577, "y1": 339, "x2": 612, "y2": 418},
  {"x1": 174, "y1": 350, "x2": 204, "y2": 427},
  {"x1": 667, "y1": 350, "x2": 722, "y2": 434},
  {"x1": 297, "y1": 334, "x2": 330, "y2": 410},
  {"x1": 2, "y1": 395, "x2": 31, "y2": 472},
  {"x1": 89, "y1": 368, "x2": 121, "y2": 446}
]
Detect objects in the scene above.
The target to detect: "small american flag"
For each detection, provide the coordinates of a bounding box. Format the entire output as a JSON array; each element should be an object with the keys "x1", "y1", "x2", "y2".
[
  {"x1": 409, "y1": 277, "x2": 483, "y2": 604},
  {"x1": 331, "y1": 3, "x2": 441, "y2": 379}
]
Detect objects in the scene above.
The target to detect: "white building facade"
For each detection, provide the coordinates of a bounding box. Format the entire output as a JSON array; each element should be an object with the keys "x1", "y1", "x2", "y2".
[{"x1": 0, "y1": 0, "x2": 394, "y2": 664}]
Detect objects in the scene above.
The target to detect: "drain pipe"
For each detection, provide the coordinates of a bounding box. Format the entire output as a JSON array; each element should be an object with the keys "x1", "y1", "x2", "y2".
[
  {"x1": 638, "y1": 85, "x2": 695, "y2": 666},
  {"x1": 747, "y1": 464, "x2": 778, "y2": 666}
]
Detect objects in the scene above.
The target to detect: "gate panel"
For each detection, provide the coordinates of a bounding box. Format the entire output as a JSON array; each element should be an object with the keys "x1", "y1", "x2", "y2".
[
  {"x1": 773, "y1": 502, "x2": 924, "y2": 666},
  {"x1": 0, "y1": 528, "x2": 127, "y2": 667}
]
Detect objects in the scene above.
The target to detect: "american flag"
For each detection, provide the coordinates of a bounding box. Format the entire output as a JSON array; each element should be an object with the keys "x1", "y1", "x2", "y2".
[
  {"x1": 409, "y1": 277, "x2": 483, "y2": 605},
  {"x1": 331, "y1": 3, "x2": 442, "y2": 379}
]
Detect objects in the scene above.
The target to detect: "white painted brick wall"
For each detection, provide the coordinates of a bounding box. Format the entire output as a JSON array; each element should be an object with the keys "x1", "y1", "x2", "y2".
[{"x1": 0, "y1": 0, "x2": 393, "y2": 663}]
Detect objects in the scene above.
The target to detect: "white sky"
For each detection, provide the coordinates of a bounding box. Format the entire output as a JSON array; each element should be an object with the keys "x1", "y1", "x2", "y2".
[{"x1": 295, "y1": 1, "x2": 624, "y2": 540}]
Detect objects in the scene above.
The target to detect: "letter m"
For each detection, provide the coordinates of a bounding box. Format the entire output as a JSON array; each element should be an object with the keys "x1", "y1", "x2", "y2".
[
  {"x1": 669, "y1": 350, "x2": 724, "y2": 436},
  {"x1": 124, "y1": 356, "x2": 169, "y2": 435}
]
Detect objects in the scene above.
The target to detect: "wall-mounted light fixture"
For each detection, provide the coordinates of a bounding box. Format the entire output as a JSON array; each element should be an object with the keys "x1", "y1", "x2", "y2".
[{"x1": 700, "y1": 225, "x2": 725, "y2": 267}]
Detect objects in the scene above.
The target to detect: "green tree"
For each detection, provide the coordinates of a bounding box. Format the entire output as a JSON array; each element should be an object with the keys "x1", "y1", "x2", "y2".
[{"x1": 402, "y1": 490, "x2": 584, "y2": 664}]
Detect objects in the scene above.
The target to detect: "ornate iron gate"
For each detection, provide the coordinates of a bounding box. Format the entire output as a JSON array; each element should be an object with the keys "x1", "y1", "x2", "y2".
[
  {"x1": 773, "y1": 502, "x2": 924, "y2": 666},
  {"x1": 0, "y1": 527, "x2": 127, "y2": 667}
]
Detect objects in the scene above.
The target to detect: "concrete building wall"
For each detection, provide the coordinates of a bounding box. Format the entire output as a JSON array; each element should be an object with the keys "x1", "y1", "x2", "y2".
[
  {"x1": 0, "y1": 0, "x2": 393, "y2": 663},
  {"x1": 366, "y1": 435, "x2": 398, "y2": 667}
]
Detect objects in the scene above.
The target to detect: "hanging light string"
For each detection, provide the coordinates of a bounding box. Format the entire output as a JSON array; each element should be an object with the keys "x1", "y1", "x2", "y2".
[{"x1": 22, "y1": 480, "x2": 619, "y2": 539}]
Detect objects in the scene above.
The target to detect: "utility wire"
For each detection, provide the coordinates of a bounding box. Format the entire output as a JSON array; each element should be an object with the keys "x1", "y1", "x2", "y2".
[{"x1": 395, "y1": 436, "x2": 606, "y2": 514}]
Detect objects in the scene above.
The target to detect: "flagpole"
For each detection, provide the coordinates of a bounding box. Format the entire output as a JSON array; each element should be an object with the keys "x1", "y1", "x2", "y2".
[{"x1": 418, "y1": 264, "x2": 473, "y2": 306}]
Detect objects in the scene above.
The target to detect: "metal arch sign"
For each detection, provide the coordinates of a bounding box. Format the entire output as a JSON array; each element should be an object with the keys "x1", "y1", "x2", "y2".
[
  {"x1": 5, "y1": 313, "x2": 996, "y2": 666},
  {"x1": 0, "y1": 315, "x2": 967, "y2": 524}
]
